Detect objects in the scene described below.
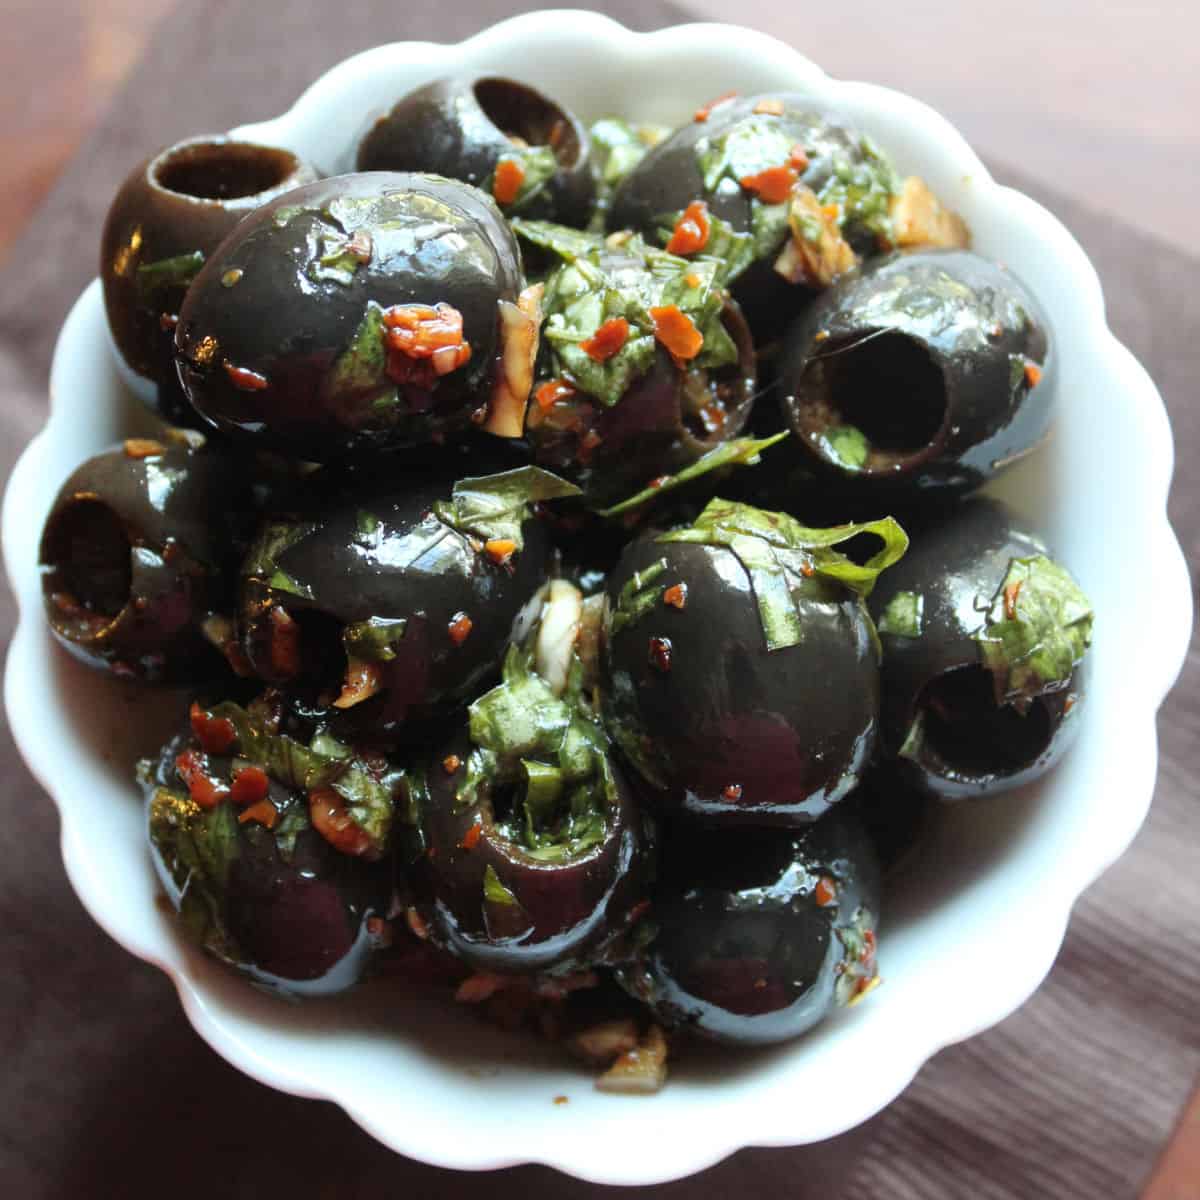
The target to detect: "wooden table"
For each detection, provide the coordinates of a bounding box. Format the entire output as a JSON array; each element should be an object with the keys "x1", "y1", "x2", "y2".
[{"x1": 0, "y1": 3, "x2": 1195, "y2": 1196}]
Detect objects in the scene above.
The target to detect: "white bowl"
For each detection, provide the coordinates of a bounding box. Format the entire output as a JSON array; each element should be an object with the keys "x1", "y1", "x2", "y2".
[{"x1": 2, "y1": 9, "x2": 1192, "y2": 1184}]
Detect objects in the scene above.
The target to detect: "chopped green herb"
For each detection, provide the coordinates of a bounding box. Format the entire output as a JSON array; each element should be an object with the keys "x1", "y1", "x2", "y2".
[
  {"x1": 244, "y1": 520, "x2": 317, "y2": 592},
  {"x1": 975, "y1": 555, "x2": 1093, "y2": 710},
  {"x1": 483, "y1": 864, "x2": 520, "y2": 907},
  {"x1": 135, "y1": 251, "x2": 205, "y2": 305},
  {"x1": 488, "y1": 143, "x2": 559, "y2": 210},
  {"x1": 819, "y1": 424, "x2": 870, "y2": 471},
  {"x1": 659, "y1": 499, "x2": 908, "y2": 650},
  {"x1": 324, "y1": 303, "x2": 391, "y2": 401},
  {"x1": 433, "y1": 466, "x2": 580, "y2": 550},
  {"x1": 342, "y1": 616, "x2": 408, "y2": 662},
  {"x1": 268, "y1": 568, "x2": 315, "y2": 600},
  {"x1": 597, "y1": 432, "x2": 788, "y2": 518},
  {"x1": 877, "y1": 590, "x2": 924, "y2": 638},
  {"x1": 610, "y1": 558, "x2": 668, "y2": 634},
  {"x1": 817, "y1": 140, "x2": 901, "y2": 243}
]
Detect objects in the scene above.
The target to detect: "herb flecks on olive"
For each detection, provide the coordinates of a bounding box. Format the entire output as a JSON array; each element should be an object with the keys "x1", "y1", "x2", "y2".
[
  {"x1": 140, "y1": 696, "x2": 394, "y2": 995},
  {"x1": 776, "y1": 249, "x2": 1052, "y2": 494},
  {"x1": 513, "y1": 221, "x2": 757, "y2": 505},
  {"x1": 38, "y1": 435, "x2": 248, "y2": 682},
  {"x1": 100, "y1": 136, "x2": 318, "y2": 423},
  {"x1": 357, "y1": 76, "x2": 596, "y2": 226},
  {"x1": 175, "y1": 173, "x2": 525, "y2": 459},
  {"x1": 869, "y1": 499, "x2": 1092, "y2": 799},
  {"x1": 603, "y1": 499, "x2": 905, "y2": 825},
  {"x1": 412, "y1": 583, "x2": 654, "y2": 974},
  {"x1": 239, "y1": 470, "x2": 562, "y2": 738},
  {"x1": 616, "y1": 805, "x2": 881, "y2": 1044}
]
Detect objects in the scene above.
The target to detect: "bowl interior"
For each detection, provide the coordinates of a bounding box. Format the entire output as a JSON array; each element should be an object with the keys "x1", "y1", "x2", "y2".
[{"x1": 3, "y1": 11, "x2": 1190, "y2": 1183}]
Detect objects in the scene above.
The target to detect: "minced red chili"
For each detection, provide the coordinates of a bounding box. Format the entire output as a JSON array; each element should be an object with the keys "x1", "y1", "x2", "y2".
[
  {"x1": 649, "y1": 305, "x2": 703, "y2": 361},
  {"x1": 230, "y1": 765, "x2": 270, "y2": 807},
  {"x1": 666, "y1": 201, "x2": 710, "y2": 256},
  {"x1": 647, "y1": 636, "x2": 673, "y2": 673},
  {"x1": 580, "y1": 317, "x2": 630, "y2": 362},
  {"x1": 189, "y1": 702, "x2": 238, "y2": 756},
  {"x1": 223, "y1": 362, "x2": 269, "y2": 391},
  {"x1": 492, "y1": 159, "x2": 525, "y2": 206},
  {"x1": 448, "y1": 612, "x2": 474, "y2": 645},
  {"x1": 175, "y1": 749, "x2": 229, "y2": 810},
  {"x1": 663, "y1": 583, "x2": 688, "y2": 610},
  {"x1": 739, "y1": 165, "x2": 797, "y2": 205},
  {"x1": 694, "y1": 91, "x2": 737, "y2": 122}
]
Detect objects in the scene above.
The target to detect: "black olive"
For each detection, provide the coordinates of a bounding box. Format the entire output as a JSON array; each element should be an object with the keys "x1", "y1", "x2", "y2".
[
  {"x1": 357, "y1": 76, "x2": 595, "y2": 226},
  {"x1": 101, "y1": 137, "x2": 319, "y2": 424},
  {"x1": 238, "y1": 474, "x2": 550, "y2": 740},
  {"x1": 175, "y1": 173, "x2": 526, "y2": 459},
  {"x1": 142, "y1": 709, "x2": 394, "y2": 997},
  {"x1": 774, "y1": 250, "x2": 1052, "y2": 496},
  {"x1": 616, "y1": 805, "x2": 881, "y2": 1045},
  {"x1": 602, "y1": 526, "x2": 879, "y2": 826},
  {"x1": 868, "y1": 498, "x2": 1091, "y2": 799},
  {"x1": 38, "y1": 436, "x2": 248, "y2": 682},
  {"x1": 411, "y1": 728, "x2": 652, "y2": 976},
  {"x1": 608, "y1": 94, "x2": 880, "y2": 337}
]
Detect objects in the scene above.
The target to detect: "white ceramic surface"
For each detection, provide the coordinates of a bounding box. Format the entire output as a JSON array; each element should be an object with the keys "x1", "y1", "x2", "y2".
[{"x1": 2, "y1": 10, "x2": 1192, "y2": 1184}]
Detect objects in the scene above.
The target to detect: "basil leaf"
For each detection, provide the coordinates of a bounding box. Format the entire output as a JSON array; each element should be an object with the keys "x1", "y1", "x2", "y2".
[
  {"x1": 324, "y1": 303, "x2": 393, "y2": 401},
  {"x1": 135, "y1": 251, "x2": 205, "y2": 306},
  {"x1": 659, "y1": 498, "x2": 909, "y2": 650},
  {"x1": 244, "y1": 520, "x2": 318, "y2": 590},
  {"x1": 590, "y1": 118, "x2": 669, "y2": 190},
  {"x1": 609, "y1": 557, "x2": 668, "y2": 634},
  {"x1": 818, "y1": 424, "x2": 870, "y2": 471},
  {"x1": 330, "y1": 762, "x2": 397, "y2": 856},
  {"x1": 147, "y1": 787, "x2": 241, "y2": 964},
  {"x1": 510, "y1": 218, "x2": 600, "y2": 263},
  {"x1": 877, "y1": 590, "x2": 924, "y2": 638},
  {"x1": 817, "y1": 138, "x2": 901, "y2": 243},
  {"x1": 272, "y1": 799, "x2": 311, "y2": 864},
  {"x1": 433, "y1": 466, "x2": 580, "y2": 549},
  {"x1": 597, "y1": 432, "x2": 789, "y2": 517},
  {"x1": 468, "y1": 646, "x2": 572, "y2": 761},
  {"x1": 975, "y1": 555, "x2": 1093, "y2": 709},
  {"x1": 696, "y1": 118, "x2": 796, "y2": 192},
  {"x1": 483, "y1": 864, "x2": 520, "y2": 907},
  {"x1": 342, "y1": 616, "x2": 407, "y2": 662}
]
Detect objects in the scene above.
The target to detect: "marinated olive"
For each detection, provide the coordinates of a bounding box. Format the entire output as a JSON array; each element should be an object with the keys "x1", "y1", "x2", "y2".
[
  {"x1": 869, "y1": 499, "x2": 1092, "y2": 800},
  {"x1": 775, "y1": 250, "x2": 1052, "y2": 495},
  {"x1": 412, "y1": 582, "x2": 653, "y2": 974},
  {"x1": 239, "y1": 468, "x2": 560, "y2": 738},
  {"x1": 357, "y1": 76, "x2": 595, "y2": 226},
  {"x1": 141, "y1": 697, "x2": 395, "y2": 996},
  {"x1": 101, "y1": 136, "x2": 318, "y2": 423},
  {"x1": 514, "y1": 222, "x2": 757, "y2": 507},
  {"x1": 616, "y1": 804, "x2": 881, "y2": 1045},
  {"x1": 608, "y1": 94, "x2": 963, "y2": 337},
  {"x1": 602, "y1": 500, "x2": 907, "y2": 825},
  {"x1": 38, "y1": 435, "x2": 247, "y2": 682},
  {"x1": 175, "y1": 173, "x2": 528, "y2": 458}
]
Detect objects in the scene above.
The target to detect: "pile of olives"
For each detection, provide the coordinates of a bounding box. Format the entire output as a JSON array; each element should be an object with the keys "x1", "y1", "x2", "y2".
[{"x1": 40, "y1": 76, "x2": 1094, "y2": 1086}]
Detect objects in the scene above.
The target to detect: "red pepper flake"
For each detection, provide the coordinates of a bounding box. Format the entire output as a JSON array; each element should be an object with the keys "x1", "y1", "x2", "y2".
[
  {"x1": 814, "y1": 875, "x2": 838, "y2": 907},
  {"x1": 813, "y1": 329, "x2": 829, "y2": 343},
  {"x1": 459, "y1": 822, "x2": 482, "y2": 851},
  {"x1": 223, "y1": 361, "x2": 270, "y2": 391},
  {"x1": 237, "y1": 798, "x2": 278, "y2": 829},
  {"x1": 553, "y1": 1095, "x2": 569, "y2": 1106},
  {"x1": 382, "y1": 302, "x2": 471, "y2": 385},
  {"x1": 822, "y1": 202, "x2": 840, "y2": 221},
  {"x1": 578, "y1": 428, "x2": 603, "y2": 464},
  {"x1": 684, "y1": 272, "x2": 702, "y2": 288},
  {"x1": 448, "y1": 611, "x2": 473, "y2": 645},
  {"x1": 536, "y1": 378, "x2": 576, "y2": 412},
  {"x1": 1004, "y1": 579, "x2": 1023, "y2": 622},
  {"x1": 739, "y1": 165, "x2": 798, "y2": 205},
  {"x1": 647, "y1": 636, "x2": 672, "y2": 673},
  {"x1": 663, "y1": 583, "x2": 688, "y2": 610},
  {"x1": 861, "y1": 928, "x2": 877, "y2": 962},
  {"x1": 753, "y1": 97, "x2": 785, "y2": 116},
  {"x1": 799, "y1": 560, "x2": 815, "y2": 578},
  {"x1": 492, "y1": 158, "x2": 526, "y2": 206},
  {"x1": 580, "y1": 317, "x2": 630, "y2": 362},
  {"x1": 649, "y1": 305, "x2": 703, "y2": 362},
  {"x1": 484, "y1": 538, "x2": 517, "y2": 566},
  {"x1": 175, "y1": 749, "x2": 229, "y2": 810},
  {"x1": 694, "y1": 90, "x2": 738, "y2": 122},
  {"x1": 230, "y1": 765, "x2": 270, "y2": 807},
  {"x1": 366, "y1": 915, "x2": 393, "y2": 947},
  {"x1": 189, "y1": 701, "x2": 238, "y2": 756},
  {"x1": 406, "y1": 907, "x2": 431, "y2": 941},
  {"x1": 647, "y1": 475, "x2": 671, "y2": 490},
  {"x1": 1064, "y1": 693, "x2": 1077, "y2": 714},
  {"x1": 442, "y1": 754, "x2": 462, "y2": 775},
  {"x1": 722, "y1": 783, "x2": 743, "y2": 801},
  {"x1": 753, "y1": 977, "x2": 768, "y2": 990},
  {"x1": 1024, "y1": 360, "x2": 1043, "y2": 388},
  {"x1": 665, "y1": 200, "x2": 710, "y2": 256},
  {"x1": 789, "y1": 144, "x2": 810, "y2": 172},
  {"x1": 123, "y1": 437, "x2": 165, "y2": 459}
]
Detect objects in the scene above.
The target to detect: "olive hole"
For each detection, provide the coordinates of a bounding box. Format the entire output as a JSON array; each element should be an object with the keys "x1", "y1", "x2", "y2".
[
  {"x1": 41, "y1": 499, "x2": 132, "y2": 620},
  {"x1": 916, "y1": 666, "x2": 1053, "y2": 777},
  {"x1": 473, "y1": 78, "x2": 581, "y2": 168},
  {"x1": 800, "y1": 331, "x2": 947, "y2": 469},
  {"x1": 154, "y1": 141, "x2": 299, "y2": 201}
]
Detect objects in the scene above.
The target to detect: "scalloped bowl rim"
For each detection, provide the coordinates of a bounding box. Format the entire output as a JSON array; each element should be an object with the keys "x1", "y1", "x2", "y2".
[{"x1": 2, "y1": 9, "x2": 1192, "y2": 1185}]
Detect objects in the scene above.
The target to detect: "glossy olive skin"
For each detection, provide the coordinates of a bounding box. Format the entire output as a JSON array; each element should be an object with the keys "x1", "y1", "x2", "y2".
[
  {"x1": 101, "y1": 137, "x2": 318, "y2": 424},
  {"x1": 357, "y1": 76, "x2": 595, "y2": 226},
  {"x1": 868, "y1": 499, "x2": 1083, "y2": 800},
  {"x1": 851, "y1": 764, "x2": 933, "y2": 876},
  {"x1": 528, "y1": 292, "x2": 757, "y2": 509},
  {"x1": 239, "y1": 477, "x2": 549, "y2": 739},
  {"x1": 175, "y1": 173, "x2": 525, "y2": 459},
  {"x1": 143, "y1": 730, "x2": 392, "y2": 996},
  {"x1": 775, "y1": 250, "x2": 1052, "y2": 497},
  {"x1": 38, "y1": 438, "x2": 246, "y2": 681},
  {"x1": 413, "y1": 732, "x2": 652, "y2": 975},
  {"x1": 602, "y1": 531, "x2": 879, "y2": 826},
  {"x1": 616, "y1": 805, "x2": 881, "y2": 1045},
  {"x1": 608, "y1": 95, "x2": 872, "y2": 335}
]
